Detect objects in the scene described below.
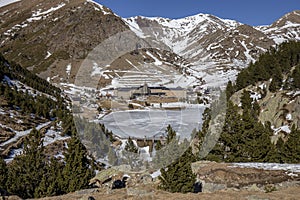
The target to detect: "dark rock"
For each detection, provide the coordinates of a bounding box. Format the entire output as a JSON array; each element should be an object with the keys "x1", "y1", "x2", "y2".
[
  {"x1": 112, "y1": 179, "x2": 126, "y2": 189},
  {"x1": 193, "y1": 181, "x2": 203, "y2": 193}
]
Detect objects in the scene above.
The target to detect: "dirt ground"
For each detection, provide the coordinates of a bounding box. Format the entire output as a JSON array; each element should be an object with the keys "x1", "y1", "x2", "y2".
[{"x1": 34, "y1": 186, "x2": 300, "y2": 200}]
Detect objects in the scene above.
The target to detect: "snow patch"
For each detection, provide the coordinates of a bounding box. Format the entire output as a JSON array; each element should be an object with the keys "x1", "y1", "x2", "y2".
[
  {"x1": 66, "y1": 63, "x2": 72, "y2": 77},
  {"x1": 86, "y1": 0, "x2": 111, "y2": 15},
  {"x1": 27, "y1": 2, "x2": 66, "y2": 22},
  {"x1": 43, "y1": 129, "x2": 71, "y2": 146},
  {"x1": 286, "y1": 113, "x2": 292, "y2": 121},
  {"x1": 0, "y1": 122, "x2": 51, "y2": 147},
  {"x1": 233, "y1": 163, "x2": 300, "y2": 173},
  {"x1": 45, "y1": 51, "x2": 52, "y2": 59},
  {"x1": 272, "y1": 125, "x2": 291, "y2": 135},
  {"x1": 150, "y1": 169, "x2": 161, "y2": 178},
  {"x1": 0, "y1": 0, "x2": 20, "y2": 8},
  {"x1": 146, "y1": 51, "x2": 163, "y2": 66}
]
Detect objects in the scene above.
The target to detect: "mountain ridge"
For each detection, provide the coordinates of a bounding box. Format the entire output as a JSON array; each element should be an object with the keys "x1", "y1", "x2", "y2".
[
  {"x1": 0, "y1": 0, "x2": 299, "y2": 88},
  {"x1": 123, "y1": 10, "x2": 300, "y2": 87}
]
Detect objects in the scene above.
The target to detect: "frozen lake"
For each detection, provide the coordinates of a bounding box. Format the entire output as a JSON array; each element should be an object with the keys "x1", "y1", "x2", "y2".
[{"x1": 100, "y1": 107, "x2": 204, "y2": 139}]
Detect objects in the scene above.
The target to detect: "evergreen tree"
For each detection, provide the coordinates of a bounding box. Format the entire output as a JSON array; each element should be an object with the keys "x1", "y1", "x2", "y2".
[
  {"x1": 240, "y1": 90, "x2": 252, "y2": 110},
  {"x1": 0, "y1": 157, "x2": 7, "y2": 190},
  {"x1": 155, "y1": 140, "x2": 162, "y2": 151},
  {"x1": 159, "y1": 147, "x2": 196, "y2": 193},
  {"x1": 272, "y1": 137, "x2": 285, "y2": 163},
  {"x1": 226, "y1": 80, "x2": 235, "y2": 100},
  {"x1": 292, "y1": 65, "x2": 300, "y2": 89},
  {"x1": 166, "y1": 124, "x2": 177, "y2": 144},
  {"x1": 282, "y1": 126, "x2": 300, "y2": 163},
  {"x1": 125, "y1": 137, "x2": 138, "y2": 153},
  {"x1": 252, "y1": 100, "x2": 260, "y2": 119},
  {"x1": 62, "y1": 136, "x2": 95, "y2": 193},
  {"x1": 6, "y1": 129, "x2": 46, "y2": 199},
  {"x1": 34, "y1": 158, "x2": 64, "y2": 197}
]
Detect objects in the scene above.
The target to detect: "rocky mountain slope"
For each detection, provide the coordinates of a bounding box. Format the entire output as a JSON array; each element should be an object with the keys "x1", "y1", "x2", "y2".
[
  {"x1": 0, "y1": 0, "x2": 128, "y2": 83},
  {"x1": 125, "y1": 11, "x2": 300, "y2": 86},
  {"x1": 257, "y1": 10, "x2": 300, "y2": 44},
  {"x1": 1, "y1": 1, "x2": 300, "y2": 89},
  {"x1": 0, "y1": 54, "x2": 71, "y2": 161}
]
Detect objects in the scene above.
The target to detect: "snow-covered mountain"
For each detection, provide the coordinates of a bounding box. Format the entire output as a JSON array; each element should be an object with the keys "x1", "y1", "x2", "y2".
[
  {"x1": 0, "y1": 0, "x2": 300, "y2": 88},
  {"x1": 257, "y1": 10, "x2": 300, "y2": 44},
  {"x1": 124, "y1": 11, "x2": 300, "y2": 86}
]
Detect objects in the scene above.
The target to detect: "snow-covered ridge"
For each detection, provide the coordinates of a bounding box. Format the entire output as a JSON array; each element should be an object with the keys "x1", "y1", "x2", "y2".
[
  {"x1": 86, "y1": 0, "x2": 112, "y2": 15},
  {"x1": 126, "y1": 13, "x2": 239, "y2": 31},
  {"x1": 124, "y1": 13, "x2": 242, "y2": 56},
  {"x1": 0, "y1": 0, "x2": 20, "y2": 8}
]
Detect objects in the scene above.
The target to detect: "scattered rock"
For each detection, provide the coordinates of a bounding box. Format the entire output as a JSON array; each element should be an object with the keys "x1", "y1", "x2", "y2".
[
  {"x1": 140, "y1": 174, "x2": 153, "y2": 184},
  {"x1": 202, "y1": 182, "x2": 226, "y2": 193},
  {"x1": 247, "y1": 184, "x2": 263, "y2": 192},
  {"x1": 127, "y1": 188, "x2": 153, "y2": 197},
  {"x1": 75, "y1": 189, "x2": 98, "y2": 195},
  {"x1": 246, "y1": 195, "x2": 270, "y2": 200}
]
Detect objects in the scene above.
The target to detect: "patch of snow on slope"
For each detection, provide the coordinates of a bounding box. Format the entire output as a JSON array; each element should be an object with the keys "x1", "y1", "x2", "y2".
[
  {"x1": 125, "y1": 59, "x2": 140, "y2": 71},
  {"x1": 125, "y1": 18, "x2": 147, "y2": 38},
  {"x1": 233, "y1": 163, "x2": 300, "y2": 173},
  {"x1": 250, "y1": 92, "x2": 261, "y2": 101},
  {"x1": 66, "y1": 63, "x2": 72, "y2": 77},
  {"x1": 286, "y1": 113, "x2": 292, "y2": 121},
  {"x1": 0, "y1": 0, "x2": 20, "y2": 8},
  {"x1": 45, "y1": 51, "x2": 52, "y2": 59},
  {"x1": 91, "y1": 62, "x2": 101, "y2": 76},
  {"x1": 240, "y1": 41, "x2": 255, "y2": 63},
  {"x1": 86, "y1": 0, "x2": 111, "y2": 15},
  {"x1": 146, "y1": 51, "x2": 162, "y2": 65},
  {"x1": 4, "y1": 148, "x2": 23, "y2": 162},
  {"x1": 150, "y1": 170, "x2": 161, "y2": 179},
  {"x1": 27, "y1": 2, "x2": 66, "y2": 22},
  {"x1": 43, "y1": 129, "x2": 71, "y2": 146},
  {"x1": 272, "y1": 125, "x2": 291, "y2": 135},
  {"x1": 0, "y1": 122, "x2": 51, "y2": 147}
]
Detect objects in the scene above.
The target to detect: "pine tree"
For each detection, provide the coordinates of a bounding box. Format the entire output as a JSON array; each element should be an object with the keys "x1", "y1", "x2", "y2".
[
  {"x1": 155, "y1": 140, "x2": 162, "y2": 151},
  {"x1": 275, "y1": 137, "x2": 285, "y2": 163},
  {"x1": 292, "y1": 65, "x2": 300, "y2": 89},
  {"x1": 6, "y1": 129, "x2": 46, "y2": 199},
  {"x1": 62, "y1": 136, "x2": 95, "y2": 193},
  {"x1": 282, "y1": 126, "x2": 300, "y2": 163},
  {"x1": 125, "y1": 137, "x2": 138, "y2": 153},
  {"x1": 166, "y1": 125, "x2": 176, "y2": 144},
  {"x1": 241, "y1": 90, "x2": 252, "y2": 110},
  {"x1": 226, "y1": 80, "x2": 235, "y2": 100},
  {"x1": 0, "y1": 156, "x2": 7, "y2": 190},
  {"x1": 34, "y1": 158, "x2": 64, "y2": 197},
  {"x1": 159, "y1": 147, "x2": 196, "y2": 193}
]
